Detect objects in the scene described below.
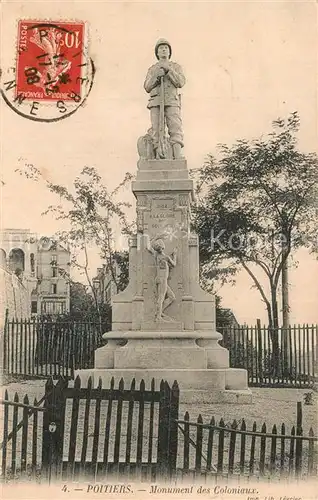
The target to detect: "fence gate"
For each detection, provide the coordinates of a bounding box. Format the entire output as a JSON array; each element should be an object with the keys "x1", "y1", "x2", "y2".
[
  {"x1": 1, "y1": 389, "x2": 47, "y2": 480},
  {"x1": 41, "y1": 376, "x2": 179, "y2": 482}
]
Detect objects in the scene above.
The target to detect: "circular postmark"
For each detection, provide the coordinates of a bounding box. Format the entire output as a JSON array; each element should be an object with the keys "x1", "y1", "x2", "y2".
[{"x1": 0, "y1": 20, "x2": 95, "y2": 122}]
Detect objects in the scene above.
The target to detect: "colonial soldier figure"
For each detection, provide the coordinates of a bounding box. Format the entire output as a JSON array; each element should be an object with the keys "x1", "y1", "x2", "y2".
[
  {"x1": 146, "y1": 236, "x2": 177, "y2": 322},
  {"x1": 144, "y1": 39, "x2": 185, "y2": 160}
]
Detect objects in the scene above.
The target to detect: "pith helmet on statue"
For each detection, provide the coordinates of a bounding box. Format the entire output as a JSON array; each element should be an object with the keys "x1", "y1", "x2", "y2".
[{"x1": 155, "y1": 38, "x2": 172, "y2": 59}]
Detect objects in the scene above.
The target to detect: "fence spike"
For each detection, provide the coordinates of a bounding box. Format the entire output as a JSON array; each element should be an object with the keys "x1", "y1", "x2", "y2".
[
  {"x1": 159, "y1": 379, "x2": 165, "y2": 391},
  {"x1": 118, "y1": 378, "x2": 124, "y2": 390},
  {"x1": 272, "y1": 424, "x2": 277, "y2": 434},
  {"x1": 34, "y1": 397, "x2": 38, "y2": 406},
  {"x1": 130, "y1": 378, "x2": 136, "y2": 390},
  {"x1": 172, "y1": 380, "x2": 179, "y2": 391},
  {"x1": 74, "y1": 375, "x2": 81, "y2": 388},
  {"x1": 241, "y1": 419, "x2": 246, "y2": 431},
  {"x1": 23, "y1": 394, "x2": 29, "y2": 405},
  {"x1": 309, "y1": 427, "x2": 314, "y2": 436},
  {"x1": 184, "y1": 411, "x2": 189, "y2": 421},
  {"x1": 150, "y1": 378, "x2": 155, "y2": 391},
  {"x1": 97, "y1": 377, "x2": 102, "y2": 389},
  {"x1": 45, "y1": 377, "x2": 54, "y2": 391},
  {"x1": 281, "y1": 423, "x2": 285, "y2": 434},
  {"x1": 231, "y1": 419, "x2": 238, "y2": 429},
  {"x1": 4, "y1": 389, "x2": 8, "y2": 400},
  {"x1": 87, "y1": 376, "x2": 93, "y2": 389},
  {"x1": 14, "y1": 392, "x2": 19, "y2": 403},
  {"x1": 219, "y1": 418, "x2": 225, "y2": 427},
  {"x1": 261, "y1": 422, "x2": 267, "y2": 433},
  {"x1": 210, "y1": 416, "x2": 215, "y2": 426},
  {"x1": 197, "y1": 414, "x2": 203, "y2": 424},
  {"x1": 110, "y1": 377, "x2": 115, "y2": 389},
  {"x1": 139, "y1": 379, "x2": 145, "y2": 391},
  {"x1": 56, "y1": 376, "x2": 66, "y2": 389}
]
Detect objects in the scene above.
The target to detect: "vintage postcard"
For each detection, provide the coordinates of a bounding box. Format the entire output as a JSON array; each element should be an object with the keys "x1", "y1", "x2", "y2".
[{"x1": 0, "y1": 1, "x2": 317, "y2": 499}]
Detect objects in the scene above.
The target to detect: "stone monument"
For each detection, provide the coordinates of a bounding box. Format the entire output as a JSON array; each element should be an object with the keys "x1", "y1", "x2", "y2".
[{"x1": 78, "y1": 39, "x2": 252, "y2": 403}]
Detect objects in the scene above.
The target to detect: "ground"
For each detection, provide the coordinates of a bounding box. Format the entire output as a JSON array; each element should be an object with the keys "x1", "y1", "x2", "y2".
[
  {"x1": 2, "y1": 377, "x2": 317, "y2": 432},
  {"x1": 1, "y1": 377, "x2": 317, "y2": 475},
  {"x1": 1, "y1": 379, "x2": 317, "y2": 488},
  {"x1": 182, "y1": 388, "x2": 317, "y2": 433}
]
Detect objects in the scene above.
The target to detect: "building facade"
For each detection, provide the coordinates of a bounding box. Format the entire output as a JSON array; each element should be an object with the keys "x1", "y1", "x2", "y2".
[
  {"x1": 0, "y1": 229, "x2": 70, "y2": 317},
  {"x1": 35, "y1": 236, "x2": 70, "y2": 315},
  {"x1": 93, "y1": 264, "x2": 118, "y2": 305}
]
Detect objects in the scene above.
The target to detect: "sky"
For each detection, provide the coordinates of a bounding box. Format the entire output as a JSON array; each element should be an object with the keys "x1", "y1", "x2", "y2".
[{"x1": 1, "y1": 0, "x2": 317, "y2": 324}]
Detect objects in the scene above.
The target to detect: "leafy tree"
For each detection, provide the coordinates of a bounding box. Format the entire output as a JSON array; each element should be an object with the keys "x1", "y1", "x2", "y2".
[
  {"x1": 69, "y1": 281, "x2": 94, "y2": 317},
  {"x1": 192, "y1": 112, "x2": 318, "y2": 359},
  {"x1": 39, "y1": 282, "x2": 112, "y2": 328},
  {"x1": 215, "y1": 294, "x2": 238, "y2": 329},
  {"x1": 112, "y1": 250, "x2": 130, "y2": 292},
  {"x1": 16, "y1": 164, "x2": 134, "y2": 322},
  {"x1": 69, "y1": 281, "x2": 107, "y2": 319}
]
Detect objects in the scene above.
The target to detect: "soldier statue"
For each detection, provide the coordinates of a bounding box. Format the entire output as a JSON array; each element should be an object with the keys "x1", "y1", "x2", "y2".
[{"x1": 144, "y1": 39, "x2": 185, "y2": 160}]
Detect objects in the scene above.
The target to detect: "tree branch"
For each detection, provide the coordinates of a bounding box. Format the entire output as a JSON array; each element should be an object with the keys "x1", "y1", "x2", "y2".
[{"x1": 240, "y1": 259, "x2": 272, "y2": 312}]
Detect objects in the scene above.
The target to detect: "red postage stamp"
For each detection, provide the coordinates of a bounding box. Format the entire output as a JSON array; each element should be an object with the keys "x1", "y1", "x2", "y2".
[{"x1": 16, "y1": 20, "x2": 87, "y2": 101}]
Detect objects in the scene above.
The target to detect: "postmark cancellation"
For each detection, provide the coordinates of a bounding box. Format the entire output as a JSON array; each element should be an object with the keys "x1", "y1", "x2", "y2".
[{"x1": 1, "y1": 20, "x2": 95, "y2": 122}]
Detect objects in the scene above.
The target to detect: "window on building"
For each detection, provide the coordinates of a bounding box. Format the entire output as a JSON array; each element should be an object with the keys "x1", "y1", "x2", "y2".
[
  {"x1": 0, "y1": 248, "x2": 6, "y2": 268},
  {"x1": 31, "y1": 301, "x2": 37, "y2": 313},
  {"x1": 30, "y1": 253, "x2": 35, "y2": 273},
  {"x1": 9, "y1": 248, "x2": 25, "y2": 273},
  {"x1": 42, "y1": 302, "x2": 51, "y2": 314},
  {"x1": 52, "y1": 284, "x2": 57, "y2": 294},
  {"x1": 57, "y1": 302, "x2": 65, "y2": 314},
  {"x1": 52, "y1": 267, "x2": 57, "y2": 277},
  {"x1": 51, "y1": 254, "x2": 57, "y2": 265},
  {"x1": 42, "y1": 301, "x2": 65, "y2": 315}
]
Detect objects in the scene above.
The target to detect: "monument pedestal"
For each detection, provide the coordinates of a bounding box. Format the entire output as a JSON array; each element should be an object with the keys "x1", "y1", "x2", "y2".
[
  {"x1": 76, "y1": 330, "x2": 252, "y2": 404},
  {"x1": 76, "y1": 158, "x2": 252, "y2": 404}
]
